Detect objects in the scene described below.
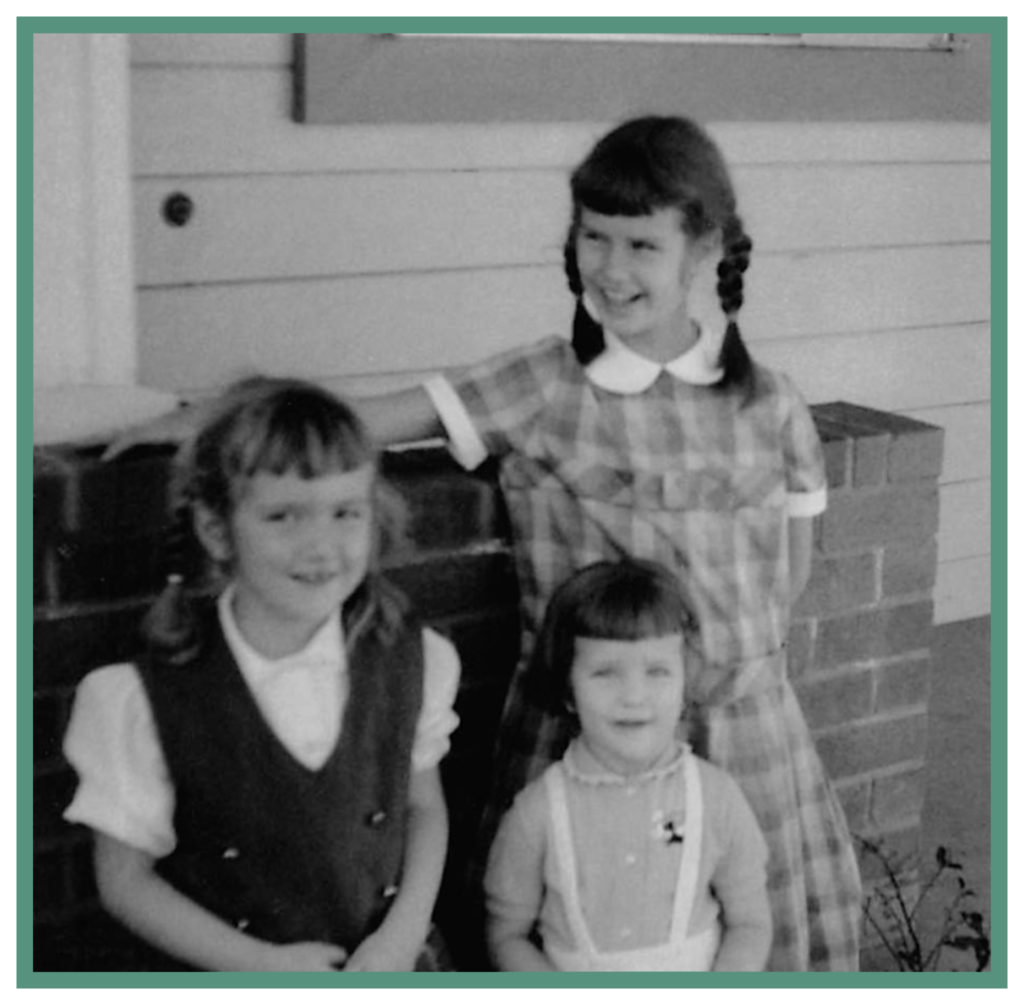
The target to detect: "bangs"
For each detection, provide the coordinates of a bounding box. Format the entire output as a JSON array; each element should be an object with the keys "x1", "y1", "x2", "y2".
[
  {"x1": 184, "y1": 379, "x2": 380, "y2": 513},
  {"x1": 234, "y1": 411, "x2": 374, "y2": 481},
  {"x1": 569, "y1": 569, "x2": 691, "y2": 641},
  {"x1": 571, "y1": 155, "x2": 665, "y2": 217},
  {"x1": 569, "y1": 116, "x2": 735, "y2": 234}
]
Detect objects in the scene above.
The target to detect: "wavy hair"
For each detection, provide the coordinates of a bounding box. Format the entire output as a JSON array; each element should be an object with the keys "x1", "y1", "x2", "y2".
[{"x1": 143, "y1": 376, "x2": 408, "y2": 664}]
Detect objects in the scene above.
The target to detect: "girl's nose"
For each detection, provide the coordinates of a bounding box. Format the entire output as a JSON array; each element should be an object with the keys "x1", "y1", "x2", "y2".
[
  {"x1": 620, "y1": 670, "x2": 647, "y2": 705},
  {"x1": 602, "y1": 243, "x2": 629, "y2": 280},
  {"x1": 300, "y1": 518, "x2": 339, "y2": 560}
]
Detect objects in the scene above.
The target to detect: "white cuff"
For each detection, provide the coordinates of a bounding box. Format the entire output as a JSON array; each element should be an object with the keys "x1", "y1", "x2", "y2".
[
  {"x1": 423, "y1": 375, "x2": 488, "y2": 471},
  {"x1": 787, "y1": 485, "x2": 827, "y2": 518}
]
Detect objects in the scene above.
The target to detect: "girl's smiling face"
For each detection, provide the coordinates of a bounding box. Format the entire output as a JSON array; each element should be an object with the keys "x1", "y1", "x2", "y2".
[
  {"x1": 575, "y1": 206, "x2": 715, "y2": 360},
  {"x1": 569, "y1": 634, "x2": 686, "y2": 776},
  {"x1": 195, "y1": 465, "x2": 375, "y2": 659}
]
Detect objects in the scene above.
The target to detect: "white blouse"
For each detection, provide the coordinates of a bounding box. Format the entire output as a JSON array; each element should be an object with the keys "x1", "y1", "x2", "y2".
[{"x1": 63, "y1": 587, "x2": 461, "y2": 858}]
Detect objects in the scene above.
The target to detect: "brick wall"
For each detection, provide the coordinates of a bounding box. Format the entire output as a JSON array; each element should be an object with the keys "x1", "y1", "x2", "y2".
[{"x1": 31, "y1": 401, "x2": 943, "y2": 972}]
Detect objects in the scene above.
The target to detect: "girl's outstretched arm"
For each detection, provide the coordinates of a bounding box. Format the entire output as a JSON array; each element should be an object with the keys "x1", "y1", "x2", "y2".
[
  {"x1": 102, "y1": 385, "x2": 444, "y2": 460},
  {"x1": 343, "y1": 765, "x2": 449, "y2": 972},
  {"x1": 99, "y1": 402, "x2": 208, "y2": 460},
  {"x1": 94, "y1": 831, "x2": 348, "y2": 971},
  {"x1": 353, "y1": 386, "x2": 444, "y2": 447}
]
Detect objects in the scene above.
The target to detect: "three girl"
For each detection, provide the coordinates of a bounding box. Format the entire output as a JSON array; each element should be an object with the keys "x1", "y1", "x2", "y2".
[
  {"x1": 63, "y1": 377, "x2": 460, "y2": 971},
  {"x1": 99, "y1": 113, "x2": 862, "y2": 971},
  {"x1": 484, "y1": 559, "x2": 772, "y2": 972}
]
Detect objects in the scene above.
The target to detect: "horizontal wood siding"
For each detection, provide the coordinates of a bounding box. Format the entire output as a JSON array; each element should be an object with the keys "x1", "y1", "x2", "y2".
[
  {"x1": 129, "y1": 34, "x2": 991, "y2": 622},
  {"x1": 134, "y1": 166, "x2": 989, "y2": 284}
]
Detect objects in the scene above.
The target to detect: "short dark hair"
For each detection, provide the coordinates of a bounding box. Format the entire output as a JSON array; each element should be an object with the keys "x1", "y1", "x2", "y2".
[
  {"x1": 563, "y1": 115, "x2": 757, "y2": 401},
  {"x1": 525, "y1": 558, "x2": 696, "y2": 720}
]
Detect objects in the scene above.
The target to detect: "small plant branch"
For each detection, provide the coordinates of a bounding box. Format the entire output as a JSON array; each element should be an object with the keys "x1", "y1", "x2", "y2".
[{"x1": 857, "y1": 836, "x2": 990, "y2": 972}]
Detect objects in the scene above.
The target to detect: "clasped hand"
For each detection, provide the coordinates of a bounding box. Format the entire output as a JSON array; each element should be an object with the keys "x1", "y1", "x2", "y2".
[{"x1": 266, "y1": 926, "x2": 419, "y2": 972}]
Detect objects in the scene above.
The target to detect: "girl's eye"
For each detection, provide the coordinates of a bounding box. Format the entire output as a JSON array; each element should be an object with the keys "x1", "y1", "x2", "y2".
[
  {"x1": 335, "y1": 505, "x2": 367, "y2": 521},
  {"x1": 632, "y1": 240, "x2": 658, "y2": 253},
  {"x1": 265, "y1": 510, "x2": 294, "y2": 523},
  {"x1": 648, "y1": 664, "x2": 672, "y2": 677}
]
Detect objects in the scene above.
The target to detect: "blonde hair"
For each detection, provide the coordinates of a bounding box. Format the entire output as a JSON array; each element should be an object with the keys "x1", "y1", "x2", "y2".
[{"x1": 144, "y1": 377, "x2": 408, "y2": 663}]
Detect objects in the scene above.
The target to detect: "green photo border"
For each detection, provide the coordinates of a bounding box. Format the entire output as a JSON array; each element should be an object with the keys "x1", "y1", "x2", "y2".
[{"x1": 17, "y1": 13, "x2": 1008, "y2": 990}]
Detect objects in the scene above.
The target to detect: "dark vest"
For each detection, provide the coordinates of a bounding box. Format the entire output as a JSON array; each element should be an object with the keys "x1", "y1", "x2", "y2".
[{"x1": 137, "y1": 601, "x2": 424, "y2": 953}]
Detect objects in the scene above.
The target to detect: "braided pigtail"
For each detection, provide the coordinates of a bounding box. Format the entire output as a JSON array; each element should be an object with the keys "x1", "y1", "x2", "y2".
[
  {"x1": 564, "y1": 225, "x2": 607, "y2": 366},
  {"x1": 715, "y1": 223, "x2": 757, "y2": 405},
  {"x1": 140, "y1": 500, "x2": 204, "y2": 667}
]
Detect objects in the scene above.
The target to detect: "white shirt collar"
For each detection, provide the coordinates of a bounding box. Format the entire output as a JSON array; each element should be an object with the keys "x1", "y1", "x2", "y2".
[
  {"x1": 217, "y1": 584, "x2": 344, "y2": 684},
  {"x1": 581, "y1": 297, "x2": 725, "y2": 394}
]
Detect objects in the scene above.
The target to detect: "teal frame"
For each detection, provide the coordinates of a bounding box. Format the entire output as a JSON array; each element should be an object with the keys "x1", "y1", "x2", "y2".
[{"x1": 17, "y1": 14, "x2": 1008, "y2": 990}]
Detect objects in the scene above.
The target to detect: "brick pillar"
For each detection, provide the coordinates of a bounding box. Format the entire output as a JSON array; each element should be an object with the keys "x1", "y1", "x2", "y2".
[{"x1": 793, "y1": 402, "x2": 944, "y2": 967}]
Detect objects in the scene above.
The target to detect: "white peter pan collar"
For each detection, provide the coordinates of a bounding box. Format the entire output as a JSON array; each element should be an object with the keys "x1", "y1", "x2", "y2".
[{"x1": 581, "y1": 298, "x2": 725, "y2": 394}]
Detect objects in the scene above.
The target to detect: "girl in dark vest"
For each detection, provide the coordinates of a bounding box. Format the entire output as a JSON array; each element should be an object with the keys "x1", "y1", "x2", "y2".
[{"x1": 63, "y1": 376, "x2": 460, "y2": 971}]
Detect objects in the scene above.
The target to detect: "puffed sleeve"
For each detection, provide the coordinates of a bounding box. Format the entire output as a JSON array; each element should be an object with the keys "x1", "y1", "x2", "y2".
[
  {"x1": 62, "y1": 665, "x2": 177, "y2": 858},
  {"x1": 410, "y1": 628, "x2": 462, "y2": 773},
  {"x1": 424, "y1": 337, "x2": 568, "y2": 470},
  {"x1": 778, "y1": 372, "x2": 827, "y2": 518}
]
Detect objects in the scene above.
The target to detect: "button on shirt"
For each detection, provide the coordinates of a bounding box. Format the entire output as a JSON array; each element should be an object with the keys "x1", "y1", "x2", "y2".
[
  {"x1": 557, "y1": 743, "x2": 690, "y2": 952},
  {"x1": 63, "y1": 587, "x2": 461, "y2": 858}
]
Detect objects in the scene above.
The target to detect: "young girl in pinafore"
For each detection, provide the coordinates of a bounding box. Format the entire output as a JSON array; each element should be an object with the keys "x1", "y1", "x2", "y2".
[
  {"x1": 63, "y1": 377, "x2": 460, "y2": 971},
  {"x1": 366, "y1": 114, "x2": 862, "y2": 971},
  {"x1": 484, "y1": 558, "x2": 772, "y2": 972}
]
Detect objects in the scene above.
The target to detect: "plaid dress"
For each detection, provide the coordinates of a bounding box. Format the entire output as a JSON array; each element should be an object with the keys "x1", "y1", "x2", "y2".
[{"x1": 437, "y1": 334, "x2": 861, "y2": 971}]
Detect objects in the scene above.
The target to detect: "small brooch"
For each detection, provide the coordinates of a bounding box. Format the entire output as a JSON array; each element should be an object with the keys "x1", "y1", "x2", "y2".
[
  {"x1": 661, "y1": 820, "x2": 685, "y2": 844},
  {"x1": 651, "y1": 809, "x2": 685, "y2": 846}
]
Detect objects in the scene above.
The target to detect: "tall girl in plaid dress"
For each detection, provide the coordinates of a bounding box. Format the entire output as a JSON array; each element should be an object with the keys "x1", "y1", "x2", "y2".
[{"x1": 370, "y1": 115, "x2": 862, "y2": 970}]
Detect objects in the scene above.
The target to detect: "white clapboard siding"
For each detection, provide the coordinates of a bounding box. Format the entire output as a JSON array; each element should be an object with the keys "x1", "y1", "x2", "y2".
[
  {"x1": 137, "y1": 268, "x2": 990, "y2": 409},
  {"x1": 129, "y1": 33, "x2": 992, "y2": 624},
  {"x1": 134, "y1": 163, "x2": 989, "y2": 286},
  {"x1": 905, "y1": 402, "x2": 991, "y2": 484},
  {"x1": 936, "y1": 555, "x2": 991, "y2": 623},
  {"x1": 736, "y1": 163, "x2": 989, "y2": 252},
  {"x1": 134, "y1": 172, "x2": 572, "y2": 284},
  {"x1": 755, "y1": 325, "x2": 989, "y2": 414},
  {"x1": 130, "y1": 65, "x2": 990, "y2": 177},
  {"x1": 744, "y1": 246, "x2": 989, "y2": 340},
  {"x1": 938, "y1": 480, "x2": 991, "y2": 564},
  {"x1": 137, "y1": 266, "x2": 574, "y2": 389}
]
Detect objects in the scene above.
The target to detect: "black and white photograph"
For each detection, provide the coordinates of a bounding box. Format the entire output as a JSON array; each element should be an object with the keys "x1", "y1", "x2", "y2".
[{"x1": 26, "y1": 22, "x2": 1000, "y2": 983}]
